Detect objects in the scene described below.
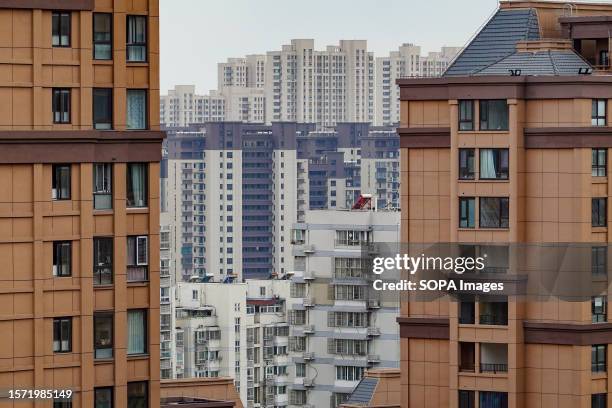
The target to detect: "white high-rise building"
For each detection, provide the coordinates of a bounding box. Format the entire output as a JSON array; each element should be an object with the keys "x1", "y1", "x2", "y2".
[
  {"x1": 374, "y1": 44, "x2": 461, "y2": 126},
  {"x1": 218, "y1": 55, "x2": 266, "y2": 89},
  {"x1": 286, "y1": 208, "x2": 401, "y2": 408},
  {"x1": 265, "y1": 39, "x2": 374, "y2": 127},
  {"x1": 171, "y1": 280, "x2": 291, "y2": 407}
]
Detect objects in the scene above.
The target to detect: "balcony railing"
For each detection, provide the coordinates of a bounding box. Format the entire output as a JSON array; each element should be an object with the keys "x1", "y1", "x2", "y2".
[
  {"x1": 479, "y1": 314, "x2": 508, "y2": 326},
  {"x1": 480, "y1": 363, "x2": 508, "y2": 373}
]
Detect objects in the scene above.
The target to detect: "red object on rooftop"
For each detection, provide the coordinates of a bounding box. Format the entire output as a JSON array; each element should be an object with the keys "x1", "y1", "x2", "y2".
[{"x1": 352, "y1": 194, "x2": 373, "y2": 210}]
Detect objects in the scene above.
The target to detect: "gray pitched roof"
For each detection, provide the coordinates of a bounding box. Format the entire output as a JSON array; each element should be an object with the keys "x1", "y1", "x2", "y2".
[
  {"x1": 444, "y1": 8, "x2": 541, "y2": 76},
  {"x1": 345, "y1": 377, "x2": 378, "y2": 405},
  {"x1": 475, "y1": 50, "x2": 591, "y2": 75}
]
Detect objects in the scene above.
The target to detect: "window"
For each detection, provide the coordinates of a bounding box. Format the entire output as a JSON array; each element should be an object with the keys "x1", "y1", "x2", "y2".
[
  {"x1": 593, "y1": 393, "x2": 607, "y2": 408},
  {"x1": 592, "y1": 99, "x2": 607, "y2": 126},
  {"x1": 593, "y1": 296, "x2": 607, "y2": 323},
  {"x1": 295, "y1": 363, "x2": 306, "y2": 378},
  {"x1": 459, "y1": 197, "x2": 475, "y2": 228},
  {"x1": 459, "y1": 301, "x2": 475, "y2": 324},
  {"x1": 479, "y1": 197, "x2": 509, "y2": 228},
  {"x1": 95, "y1": 387, "x2": 113, "y2": 408},
  {"x1": 93, "y1": 237, "x2": 113, "y2": 285},
  {"x1": 127, "y1": 310, "x2": 147, "y2": 355},
  {"x1": 93, "y1": 88, "x2": 113, "y2": 130},
  {"x1": 93, "y1": 163, "x2": 113, "y2": 210},
  {"x1": 479, "y1": 392, "x2": 508, "y2": 408},
  {"x1": 592, "y1": 246, "x2": 607, "y2": 275},
  {"x1": 593, "y1": 148, "x2": 607, "y2": 177},
  {"x1": 127, "y1": 15, "x2": 147, "y2": 62},
  {"x1": 459, "y1": 390, "x2": 475, "y2": 408},
  {"x1": 592, "y1": 344, "x2": 607, "y2": 372},
  {"x1": 52, "y1": 164, "x2": 71, "y2": 200},
  {"x1": 52, "y1": 12, "x2": 70, "y2": 47},
  {"x1": 335, "y1": 366, "x2": 365, "y2": 381},
  {"x1": 53, "y1": 317, "x2": 71, "y2": 353},
  {"x1": 94, "y1": 313, "x2": 113, "y2": 359},
  {"x1": 459, "y1": 100, "x2": 474, "y2": 131},
  {"x1": 127, "y1": 90, "x2": 147, "y2": 129},
  {"x1": 480, "y1": 149, "x2": 509, "y2": 180},
  {"x1": 592, "y1": 198, "x2": 607, "y2": 227},
  {"x1": 53, "y1": 88, "x2": 71, "y2": 124},
  {"x1": 127, "y1": 236, "x2": 148, "y2": 282},
  {"x1": 53, "y1": 398, "x2": 72, "y2": 408},
  {"x1": 459, "y1": 149, "x2": 475, "y2": 179},
  {"x1": 127, "y1": 163, "x2": 148, "y2": 207},
  {"x1": 53, "y1": 241, "x2": 71, "y2": 277},
  {"x1": 335, "y1": 230, "x2": 372, "y2": 246},
  {"x1": 479, "y1": 100, "x2": 509, "y2": 131},
  {"x1": 93, "y1": 13, "x2": 112, "y2": 60},
  {"x1": 127, "y1": 382, "x2": 147, "y2": 408}
]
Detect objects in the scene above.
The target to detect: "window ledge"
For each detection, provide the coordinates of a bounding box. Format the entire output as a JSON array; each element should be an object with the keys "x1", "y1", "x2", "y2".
[
  {"x1": 126, "y1": 207, "x2": 149, "y2": 213},
  {"x1": 127, "y1": 354, "x2": 149, "y2": 360},
  {"x1": 592, "y1": 227, "x2": 608, "y2": 233},
  {"x1": 94, "y1": 284, "x2": 114, "y2": 290},
  {"x1": 94, "y1": 358, "x2": 114, "y2": 364},
  {"x1": 93, "y1": 60, "x2": 114, "y2": 65},
  {"x1": 592, "y1": 177, "x2": 608, "y2": 184},
  {"x1": 592, "y1": 372, "x2": 607, "y2": 379},
  {"x1": 93, "y1": 209, "x2": 114, "y2": 215},
  {"x1": 127, "y1": 281, "x2": 150, "y2": 287}
]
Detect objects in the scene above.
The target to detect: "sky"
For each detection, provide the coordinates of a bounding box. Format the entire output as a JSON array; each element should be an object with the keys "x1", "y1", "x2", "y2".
[{"x1": 158, "y1": 0, "x2": 501, "y2": 94}]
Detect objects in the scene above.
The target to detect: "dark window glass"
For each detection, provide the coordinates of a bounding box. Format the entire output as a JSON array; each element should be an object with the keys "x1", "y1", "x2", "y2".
[
  {"x1": 592, "y1": 246, "x2": 607, "y2": 275},
  {"x1": 459, "y1": 149, "x2": 475, "y2": 180},
  {"x1": 479, "y1": 100, "x2": 509, "y2": 131},
  {"x1": 52, "y1": 164, "x2": 71, "y2": 200},
  {"x1": 459, "y1": 100, "x2": 474, "y2": 131},
  {"x1": 52, "y1": 12, "x2": 70, "y2": 47},
  {"x1": 459, "y1": 301, "x2": 475, "y2": 324},
  {"x1": 53, "y1": 241, "x2": 71, "y2": 277},
  {"x1": 53, "y1": 398, "x2": 72, "y2": 408},
  {"x1": 592, "y1": 198, "x2": 607, "y2": 227},
  {"x1": 52, "y1": 89, "x2": 71, "y2": 124},
  {"x1": 94, "y1": 237, "x2": 113, "y2": 285},
  {"x1": 592, "y1": 393, "x2": 607, "y2": 408},
  {"x1": 127, "y1": 15, "x2": 147, "y2": 62},
  {"x1": 127, "y1": 310, "x2": 147, "y2": 355},
  {"x1": 480, "y1": 149, "x2": 509, "y2": 180},
  {"x1": 93, "y1": 88, "x2": 113, "y2": 130},
  {"x1": 592, "y1": 148, "x2": 607, "y2": 177},
  {"x1": 127, "y1": 90, "x2": 147, "y2": 130},
  {"x1": 459, "y1": 390, "x2": 475, "y2": 408},
  {"x1": 479, "y1": 197, "x2": 509, "y2": 228},
  {"x1": 94, "y1": 313, "x2": 113, "y2": 359},
  {"x1": 93, "y1": 163, "x2": 113, "y2": 210},
  {"x1": 592, "y1": 99, "x2": 607, "y2": 126},
  {"x1": 93, "y1": 13, "x2": 112, "y2": 60},
  {"x1": 592, "y1": 296, "x2": 607, "y2": 323},
  {"x1": 479, "y1": 301, "x2": 508, "y2": 325},
  {"x1": 53, "y1": 317, "x2": 71, "y2": 352},
  {"x1": 459, "y1": 342, "x2": 475, "y2": 372},
  {"x1": 592, "y1": 344, "x2": 607, "y2": 372},
  {"x1": 127, "y1": 163, "x2": 148, "y2": 207},
  {"x1": 600, "y1": 51, "x2": 610, "y2": 68},
  {"x1": 479, "y1": 392, "x2": 508, "y2": 408},
  {"x1": 127, "y1": 381, "x2": 148, "y2": 408},
  {"x1": 94, "y1": 387, "x2": 113, "y2": 408},
  {"x1": 459, "y1": 197, "x2": 475, "y2": 228}
]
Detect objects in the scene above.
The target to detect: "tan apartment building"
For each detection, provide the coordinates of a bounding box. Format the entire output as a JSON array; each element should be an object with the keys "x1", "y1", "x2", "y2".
[
  {"x1": 398, "y1": 1, "x2": 612, "y2": 408},
  {"x1": 0, "y1": 0, "x2": 163, "y2": 407}
]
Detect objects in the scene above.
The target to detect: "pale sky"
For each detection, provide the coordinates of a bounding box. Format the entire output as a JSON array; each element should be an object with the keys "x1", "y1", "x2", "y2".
[{"x1": 158, "y1": 0, "x2": 499, "y2": 94}]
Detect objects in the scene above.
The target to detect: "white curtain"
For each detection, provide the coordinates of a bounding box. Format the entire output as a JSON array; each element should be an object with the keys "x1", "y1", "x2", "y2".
[
  {"x1": 480, "y1": 149, "x2": 496, "y2": 179},
  {"x1": 128, "y1": 310, "x2": 146, "y2": 354},
  {"x1": 129, "y1": 164, "x2": 146, "y2": 207},
  {"x1": 127, "y1": 91, "x2": 146, "y2": 130}
]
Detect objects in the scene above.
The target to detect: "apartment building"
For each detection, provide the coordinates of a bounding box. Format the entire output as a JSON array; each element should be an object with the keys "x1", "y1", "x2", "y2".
[
  {"x1": 375, "y1": 44, "x2": 461, "y2": 126},
  {"x1": 171, "y1": 280, "x2": 290, "y2": 408},
  {"x1": 0, "y1": 1, "x2": 163, "y2": 407},
  {"x1": 160, "y1": 211, "x2": 177, "y2": 380},
  {"x1": 161, "y1": 122, "x2": 398, "y2": 280},
  {"x1": 160, "y1": 85, "x2": 226, "y2": 127},
  {"x1": 218, "y1": 55, "x2": 267, "y2": 89},
  {"x1": 287, "y1": 209, "x2": 400, "y2": 408},
  {"x1": 265, "y1": 39, "x2": 374, "y2": 127},
  {"x1": 398, "y1": 1, "x2": 612, "y2": 408}
]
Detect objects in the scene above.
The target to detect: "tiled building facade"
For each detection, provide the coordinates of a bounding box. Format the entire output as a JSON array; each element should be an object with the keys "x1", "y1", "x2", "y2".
[
  {"x1": 0, "y1": 0, "x2": 163, "y2": 406},
  {"x1": 398, "y1": 1, "x2": 612, "y2": 408}
]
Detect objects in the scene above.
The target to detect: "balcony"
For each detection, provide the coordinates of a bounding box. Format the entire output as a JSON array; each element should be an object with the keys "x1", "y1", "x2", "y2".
[
  {"x1": 480, "y1": 343, "x2": 508, "y2": 374},
  {"x1": 479, "y1": 302, "x2": 508, "y2": 326}
]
